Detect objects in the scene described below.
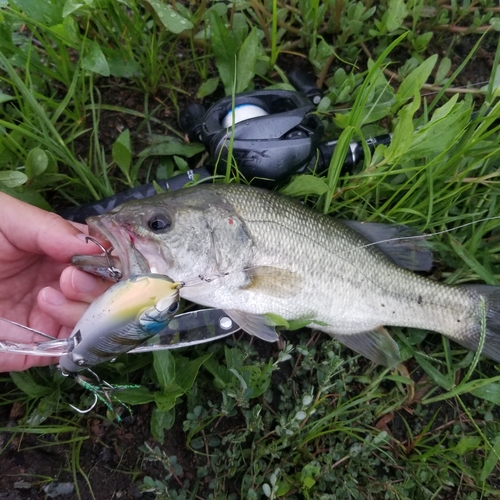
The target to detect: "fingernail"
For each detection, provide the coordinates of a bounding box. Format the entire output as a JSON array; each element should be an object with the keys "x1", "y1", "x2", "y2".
[
  {"x1": 41, "y1": 287, "x2": 66, "y2": 306},
  {"x1": 76, "y1": 232, "x2": 89, "y2": 243},
  {"x1": 71, "y1": 269, "x2": 97, "y2": 293}
]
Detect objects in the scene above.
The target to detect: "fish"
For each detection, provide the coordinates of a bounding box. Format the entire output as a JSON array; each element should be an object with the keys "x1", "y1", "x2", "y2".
[{"x1": 72, "y1": 184, "x2": 500, "y2": 367}]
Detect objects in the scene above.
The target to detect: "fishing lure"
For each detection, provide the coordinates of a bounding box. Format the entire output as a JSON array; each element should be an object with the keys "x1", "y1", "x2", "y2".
[{"x1": 0, "y1": 274, "x2": 240, "y2": 417}]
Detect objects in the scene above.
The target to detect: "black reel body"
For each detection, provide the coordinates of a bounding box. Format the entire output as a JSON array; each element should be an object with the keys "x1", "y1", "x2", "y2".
[{"x1": 183, "y1": 90, "x2": 324, "y2": 184}]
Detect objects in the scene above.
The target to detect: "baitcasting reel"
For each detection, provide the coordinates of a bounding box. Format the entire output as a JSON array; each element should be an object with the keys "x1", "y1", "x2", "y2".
[
  {"x1": 61, "y1": 70, "x2": 392, "y2": 222},
  {"x1": 180, "y1": 89, "x2": 324, "y2": 183},
  {"x1": 180, "y1": 69, "x2": 392, "y2": 185}
]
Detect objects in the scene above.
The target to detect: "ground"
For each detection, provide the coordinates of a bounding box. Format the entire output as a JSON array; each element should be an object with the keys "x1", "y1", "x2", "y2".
[{"x1": 1, "y1": 23, "x2": 499, "y2": 500}]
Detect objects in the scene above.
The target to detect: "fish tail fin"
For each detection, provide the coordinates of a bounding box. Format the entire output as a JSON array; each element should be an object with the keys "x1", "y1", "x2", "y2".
[{"x1": 456, "y1": 285, "x2": 500, "y2": 363}]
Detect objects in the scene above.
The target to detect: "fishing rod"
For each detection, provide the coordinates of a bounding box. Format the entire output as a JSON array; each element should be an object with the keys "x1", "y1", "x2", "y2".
[
  {"x1": 61, "y1": 68, "x2": 477, "y2": 222},
  {"x1": 60, "y1": 70, "x2": 390, "y2": 222}
]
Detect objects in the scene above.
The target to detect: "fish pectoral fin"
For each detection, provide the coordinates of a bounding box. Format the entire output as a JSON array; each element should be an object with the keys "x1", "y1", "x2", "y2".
[
  {"x1": 341, "y1": 220, "x2": 433, "y2": 272},
  {"x1": 224, "y1": 310, "x2": 279, "y2": 343},
  {"x1": 243, "y1": 266, "x2": 299, "y2": 298},
  {"x1": 331, "y1": 327, "x2": 400, "y2": 368}
]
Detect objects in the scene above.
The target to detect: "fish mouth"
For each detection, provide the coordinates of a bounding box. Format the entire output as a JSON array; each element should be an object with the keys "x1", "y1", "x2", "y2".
[{"x1": 72, "y1": 216, "x2": 151, "y2": 280}]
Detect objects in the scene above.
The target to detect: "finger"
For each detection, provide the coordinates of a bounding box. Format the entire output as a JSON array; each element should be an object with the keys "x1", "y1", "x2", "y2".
[
  {"x1": 0, "y1": 193, "x2": 103, "y2": 262},
  {"x1": 0, "y1": 353, "x2": 59, "y2": 372},
  {"x1": 38, "y1": 287, "x2": 91, "y2": 328},
  {"x1": 59, "y1": 267, "x2": 112, "y2": 303}
]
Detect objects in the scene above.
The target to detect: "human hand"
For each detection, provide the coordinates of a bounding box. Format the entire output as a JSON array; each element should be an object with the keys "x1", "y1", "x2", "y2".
[{"x1": 0, "y1": 193, "x2": 110, "y2": 372}]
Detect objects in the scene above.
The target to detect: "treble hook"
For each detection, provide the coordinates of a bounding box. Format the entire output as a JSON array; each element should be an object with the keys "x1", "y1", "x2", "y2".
[
  {"x1": 69, "y1": 392, "x2": 98, "y2": 414},
  {"x1": 66, "y1": 368, "x2": 139, "y2": 422},
  {"x1": 85, "y1": 236, "x2": 123, "y2": 281}
]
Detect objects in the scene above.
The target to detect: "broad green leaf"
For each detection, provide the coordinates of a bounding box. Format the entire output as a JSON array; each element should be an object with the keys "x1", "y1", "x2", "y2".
[
  {"x1": 25, "y1": 148, "x2": 48, "y2": 179},
  {"x1": 394, "y1": 55, "x2": 437, "y2": 110},
  {"x1": 287, "y1": 319, "x2": 314, "y2": 330},
  {"x1": 481, "y1": 434, "x2": 500, "y2": 481},
  {"x1": 151, "y1": 407, "x2": 175, "y2": 442},
  {"x1": 9, "y1": 0, "x2": 63, "y2": 25},
  {"x1": 435, "y1": 56, "x2": 451, "y2": 85},
  {"x1": 236, "y1": 27, "x2": 259, "y2": 93},
  {"x1": 384, "y1": 94, "x2": 420, "y2": 164},
  {"x1": 360, "y1": 87, "x2": 395, "y2": 124},
  {"x1": 48, "y1": 17, "x2": 81, "y2": 49},
  {"x1": 0, "y1": 93, "x2": 15, "y2": 104},
  {"x1": 175, "y1": 353, "x2": 211, "y2": 391},
  {"x1": 173, "y1": 155, "x2": 188, "y2": 171},
  {"x1": 210, "y1": 11, "x2": 237, "y2": 94},
  {"x1": 154, "y1": 350, "x2": 176, "y2": 388},
  {"x1": 386, "y1": 0, "x2": 408, "y2": 32},
  {"x1": 276, "y1": 481, "x2": 292, "y2": 496},
  {"x1": 27, "y1": 394, "x2": 60, "y2": 426},
  {"x1": 112, "y1": 129, "x2": 132, "y2": 175},
  {"x1": 147, "y1": 0, "x2": 193, "y2": 34},
  {"x1": 106, "y1": 53, "x2": 143, "y2": 78},
  {"x1": 154, "y1": 388, "x2": 183, "y2": 410},
  {"x1": 0, "y1": 186, "x2": 51, "y2": 210},
  {"x1": 404, "y1": 97, "x2": 472, "y2": 161},
  {"x1": 113, "y1": 386, "x2": 155, "y2": 405},
  {"x1": 0, "y1": 170, "x2": 28, "y2": 188},
  {"x1": 10, "y1": 371, "x2": 52, "y2": 398},
  {"x1": 453, "y1": 436, "x2": 482, "y2": 456},
  {"x1": 281, "y1": 175, "x2": 329, "y2": 198},
  {"x1": 197, "y1": 77, "x2": 219, "y2": 98},
  {"x1": 471, "y1": 382, "x2": 500, "y2": 405},
  {"x1": 265, "y1": 313, "x2": 290, "y2": 329},
  {"x1": 489, "y1": 17, "x2": 500, "y2": 32},
  {"x1": 203, "y1": 356, "x2": 232, "y2": 388},
  {"x1": 246, "y1": 361, "x2": 273, "y2": 398},
  {"x1": 62, "y1": 0, "x2": 94, "y2": 17},
  {"x1": 82, "y1": 41, "x2": 110, "y2": 76},
  {"x1": 232, "y1": 12, "x2": 250, "y2": 47}
]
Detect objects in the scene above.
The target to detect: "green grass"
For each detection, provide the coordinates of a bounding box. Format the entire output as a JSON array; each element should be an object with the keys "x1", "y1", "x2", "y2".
[{"x1": 1, "y1": 0, "x2": 500, "y2": 498}]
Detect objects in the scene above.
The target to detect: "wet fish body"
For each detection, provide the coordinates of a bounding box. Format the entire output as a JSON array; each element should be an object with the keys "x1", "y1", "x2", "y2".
[{"x1": 74, "y1": 184, "x2": 500, "y2": 366}]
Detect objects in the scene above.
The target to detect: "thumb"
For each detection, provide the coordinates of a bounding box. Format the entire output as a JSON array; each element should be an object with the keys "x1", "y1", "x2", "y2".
[{"x1": 0, "y1": 193, "x2": 102, "y2": 262}]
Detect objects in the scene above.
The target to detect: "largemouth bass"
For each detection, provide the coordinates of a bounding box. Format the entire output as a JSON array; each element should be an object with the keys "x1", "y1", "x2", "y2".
[{"x1": 72, "y1": 184, "x2": 500, "y2": 367}]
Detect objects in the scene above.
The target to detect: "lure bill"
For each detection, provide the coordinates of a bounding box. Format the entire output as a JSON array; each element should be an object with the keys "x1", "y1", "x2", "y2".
[
  {"x1": 0, "y1": 272, "x2": 241, "y2": 367},
  {"x1": 0, "y1": 307, "x2": 239, "y2": 352},
  {"x1": 0, "y1": 307, "x2": 240, "y2": 359},
  {"x1": 0, "y1": 305, "x2": 239, "y2": 420},
  {"x1": 0, "y1": 274, "x2": 241, "y2": 419}
]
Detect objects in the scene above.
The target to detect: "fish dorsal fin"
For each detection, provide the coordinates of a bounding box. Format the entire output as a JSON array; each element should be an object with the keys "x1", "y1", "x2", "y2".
[
  {"x1": 243, "y1": 266, "x2": 299, "y2": 298},
  {"x1": 341, "y1": 220, "x2": 433, "y2": 272},
  {"x1": 224, "y1": 310, "x2": 279, "y2": 342},
  {"x1": 333, "y1": 327, "x2": 400, "y2": 368}
]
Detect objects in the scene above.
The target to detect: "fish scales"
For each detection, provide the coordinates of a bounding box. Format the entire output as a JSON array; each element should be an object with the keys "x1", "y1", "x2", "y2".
[
  {"x1": 76, "y1": 184, "x2": 500, "y2": 366},
  {"x1": 211, "y1": 186, "x2": 478, "y2": 334}
]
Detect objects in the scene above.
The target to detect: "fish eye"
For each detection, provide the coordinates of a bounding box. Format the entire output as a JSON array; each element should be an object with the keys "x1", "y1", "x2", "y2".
[
  {"x1": 148, "y1": 214, "x2": 171, "y2": 232},
  {"x1": 167, "y1": 302, "x2": 180, "y2": 314}
]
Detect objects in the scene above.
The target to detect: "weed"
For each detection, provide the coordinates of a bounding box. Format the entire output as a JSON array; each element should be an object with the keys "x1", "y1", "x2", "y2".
[{"x1": 1, "y1": 0, "x2": 500, "y2": 498}]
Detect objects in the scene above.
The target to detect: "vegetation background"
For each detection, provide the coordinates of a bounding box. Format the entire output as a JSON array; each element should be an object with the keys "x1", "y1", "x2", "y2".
[{"x1": 1, "y1": 0, "x2": 500, "y2": 498}]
